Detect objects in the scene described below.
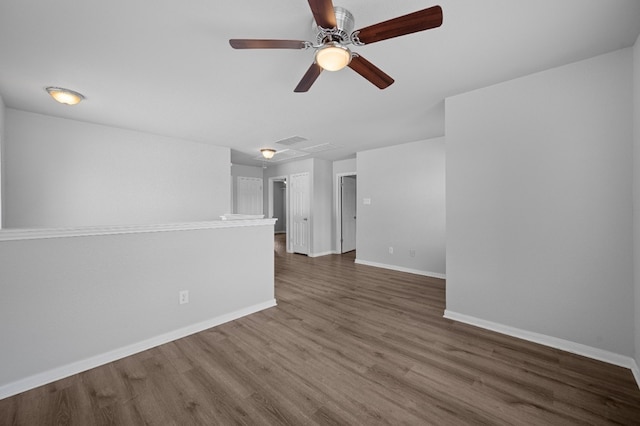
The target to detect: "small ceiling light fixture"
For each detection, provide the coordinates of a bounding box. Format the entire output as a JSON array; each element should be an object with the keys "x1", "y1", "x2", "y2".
[
  {"x1": 315, "y1": 42, "x2": 351, "y2": 71},
  {"x1": 261, "y1": 148, "x2": 276, "y2": 159},
  {"x1": 45, "y1": 87, "x2": 85, "y2": 105}
]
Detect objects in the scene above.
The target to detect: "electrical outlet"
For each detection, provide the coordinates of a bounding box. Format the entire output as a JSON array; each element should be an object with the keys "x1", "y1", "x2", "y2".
[
  {"x1": 389, "y1": 246, "x2": 394, "y2": 254},
  {"x1": 409, "y1": 249, "x2": 416, "y2": 258},
  {"x1": 179, "y1": 290, "x2": 189, "y2": 305}
]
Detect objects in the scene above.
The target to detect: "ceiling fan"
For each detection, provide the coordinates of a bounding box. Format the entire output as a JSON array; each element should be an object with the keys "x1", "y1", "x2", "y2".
[{"x1": 229, "y1": 0, "x2": 443, "y2": 92}]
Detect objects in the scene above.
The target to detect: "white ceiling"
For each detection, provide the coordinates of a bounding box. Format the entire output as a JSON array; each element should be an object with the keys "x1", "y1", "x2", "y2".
[{"x1": 1, "y1": 1, "x2": 639, "y2": 166}]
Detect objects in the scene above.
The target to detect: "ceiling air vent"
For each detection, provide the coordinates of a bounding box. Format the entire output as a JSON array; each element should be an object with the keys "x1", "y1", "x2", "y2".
[
  {"x1": 302, "y1": 143, "x2": 338, "y2": 153},
  {"x1": 275, "y1": 136, "x2": 308, "y2": 147}
]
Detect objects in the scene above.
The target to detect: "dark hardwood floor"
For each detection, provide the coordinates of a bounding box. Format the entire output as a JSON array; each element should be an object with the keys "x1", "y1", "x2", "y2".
[{"x1": 2, "y1": 233, "x2": 640, "y2": 425}]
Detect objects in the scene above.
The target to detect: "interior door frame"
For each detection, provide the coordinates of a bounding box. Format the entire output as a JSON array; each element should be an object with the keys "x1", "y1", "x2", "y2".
[
  {"x1": 268, "y1": 175, "x2": 289, "y2": 251},
  {"x1": 335, "y1": 172, "x2": 357, "y2": 254}
]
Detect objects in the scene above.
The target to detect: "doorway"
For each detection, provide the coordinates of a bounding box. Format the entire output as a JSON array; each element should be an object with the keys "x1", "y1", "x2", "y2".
[
  {"x1": 269, "y1": 178, "x2": 287, "y2": 234},
  {"x1": 268, "y1": 175, "x2": 289, "y2": 249},
  {"x1": 337, "y1": 173, "x2": 357, "y2": 254}
]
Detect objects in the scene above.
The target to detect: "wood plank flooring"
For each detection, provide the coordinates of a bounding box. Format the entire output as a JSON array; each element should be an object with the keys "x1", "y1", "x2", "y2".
[{"x1": 1, "y1": 234, "x2": 640, "y2": 425}]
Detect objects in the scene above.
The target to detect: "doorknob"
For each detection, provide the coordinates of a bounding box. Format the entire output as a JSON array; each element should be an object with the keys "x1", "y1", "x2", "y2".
[{"x1": 303, "y1": 218, "x2": 308, "y2": 221}]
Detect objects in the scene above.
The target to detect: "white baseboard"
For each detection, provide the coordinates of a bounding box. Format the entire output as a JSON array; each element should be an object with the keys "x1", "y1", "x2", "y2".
[
  {"x1": 444, "y1": 310, "x2": 640, "y2": 390},
  {"x1": 355, "y1": 258, "x2": 446, "y2": 280},
  {"x1": 631, "y1": 360, "x2": 640, "y2": 390},
  {"x1": 0, "y1": 299, "x2": 277, "y2": 400}
]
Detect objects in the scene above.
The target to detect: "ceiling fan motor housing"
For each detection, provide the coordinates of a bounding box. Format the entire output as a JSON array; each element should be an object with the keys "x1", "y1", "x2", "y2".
[{"x1": 314, "y1": 6, "x2": 354, "y2": 44}]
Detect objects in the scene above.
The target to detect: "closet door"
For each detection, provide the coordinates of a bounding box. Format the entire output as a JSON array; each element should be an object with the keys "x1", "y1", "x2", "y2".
[
  {"x1": 290, "y1": 172, "x2": 310, "y2": 255},
  {"x1": 236, "y1": 177, "x2": 263, "y2": 214}
]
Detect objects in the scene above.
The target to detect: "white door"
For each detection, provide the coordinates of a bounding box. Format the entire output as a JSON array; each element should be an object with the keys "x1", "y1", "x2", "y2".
[
  {"x1": 290, "y1": 172, "x2": 310, "y2": 255},
  {"x1": 341, "y1": 175, "x2": 357, "y2": 253},
  {"x1": 237, "y1": 177, "x2": 263, "y2": 214}
]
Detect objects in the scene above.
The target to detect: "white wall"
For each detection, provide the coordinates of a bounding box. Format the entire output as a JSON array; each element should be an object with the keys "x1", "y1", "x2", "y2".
[
  {"x1": 231, "y1": 164, "x2": 263, "y2": 179},
  {"x1": 0, "y1": 222, "x2": 276, "y2": 399},
  {"x1": 333, "y1": 157, "x2": 356, "y2": 176},
  {"x1": 356, "y1": 138, "x2": 446, "y2": 277},
  {"x1": 446, "y1": 48, "x2": 634, "y2": 358},
  {"x1": 634, "y1": 34, "x2": 640, "y2": 375},
  {"x1": 312, "y1": 158, "x2": 333, "y2": 256},
  {"x1": 4, "y1": 109, "x2": 230, "y2": 228},
  {"x1": 0, "y1": 95, "x2": 4, "y2": 228}
]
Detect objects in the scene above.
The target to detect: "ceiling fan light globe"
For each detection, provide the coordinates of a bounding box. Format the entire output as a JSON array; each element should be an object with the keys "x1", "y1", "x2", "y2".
[{"x1": 315, "y1": 44, "x2": 351, "y2": 71}]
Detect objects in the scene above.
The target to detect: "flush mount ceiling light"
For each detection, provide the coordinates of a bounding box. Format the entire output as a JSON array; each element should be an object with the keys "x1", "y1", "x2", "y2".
[
  {"x1": 261, "y1": 148, "x2": 276, "y2": 159},
  {"x1": 315, "y1": 42, "x2": 351, "y2": 71},
  {"x1": 45, "y1": 87, "x2": 85, "y2": 105}
]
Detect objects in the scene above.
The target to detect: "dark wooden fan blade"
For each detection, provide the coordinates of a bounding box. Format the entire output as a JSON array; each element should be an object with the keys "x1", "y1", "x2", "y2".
[
  {"x1": 307, "y1": 0, "x2": 337, "y2": 28},
  {"x1": 348, "y1": 54, "x2": 394, "y2": 89},
  {"x1": 294, "y1": 63, "x2": 323, "y2": 92},
  {"x1": 354, "y1": 5, "x2": 442, "y2": 45},
  {"x1": 229, "y1": 39, "x2": 308, "y2": 49}
]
